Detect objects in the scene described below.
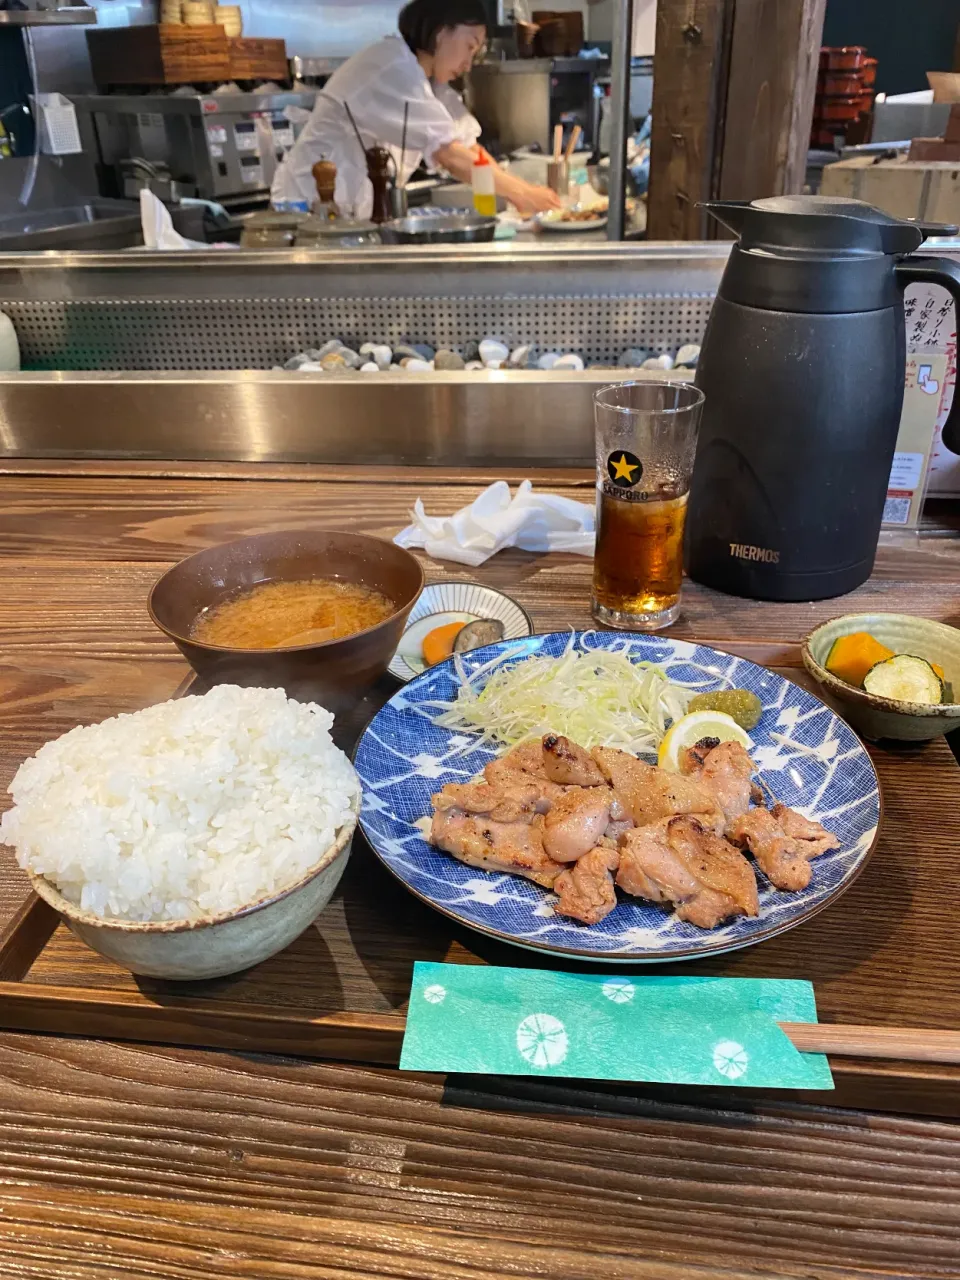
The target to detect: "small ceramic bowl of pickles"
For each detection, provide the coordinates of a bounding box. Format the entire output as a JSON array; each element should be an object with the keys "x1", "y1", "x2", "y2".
[{"x1": 802, "y1": 612, "x2": 960, "y2": 742}]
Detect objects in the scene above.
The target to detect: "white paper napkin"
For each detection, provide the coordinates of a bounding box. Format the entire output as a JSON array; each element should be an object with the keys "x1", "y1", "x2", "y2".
[{"x1": 394, "y1": 480, "x2": 595, "y2": 566}]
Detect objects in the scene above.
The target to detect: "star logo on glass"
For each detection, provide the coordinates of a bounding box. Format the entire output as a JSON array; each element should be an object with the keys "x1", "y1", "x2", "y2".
[{"x1": 606, "y1": 450, "x2": 643, "y2": 488}]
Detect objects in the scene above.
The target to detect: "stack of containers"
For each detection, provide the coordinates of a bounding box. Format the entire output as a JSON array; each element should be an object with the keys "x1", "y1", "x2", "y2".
[
  {"x1": 811, "y1": 47, "x2": 877, "y2": 148},
  {"x1": 216, "y1": 5, "x2": 243, "y2": 37},
  {"x1": 182, "y1": 0, "x2": 216, "y2": 25}
]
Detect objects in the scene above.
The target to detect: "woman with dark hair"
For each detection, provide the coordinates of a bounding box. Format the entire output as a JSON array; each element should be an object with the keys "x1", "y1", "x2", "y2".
[{"x1": 272, "y1": 0, "x2": 560, "y2": 218}]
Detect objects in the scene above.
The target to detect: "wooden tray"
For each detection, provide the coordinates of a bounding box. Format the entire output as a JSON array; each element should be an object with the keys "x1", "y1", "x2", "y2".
[
  {"x1": 86, "y1": 24, "x2": 231, "y2": 88},
  {"x1": 2, "y1": 671, "x2": 960, "y2": 1119},
  {"x1": 228, "y1": 36, "x2": 288, "y2": 81}
]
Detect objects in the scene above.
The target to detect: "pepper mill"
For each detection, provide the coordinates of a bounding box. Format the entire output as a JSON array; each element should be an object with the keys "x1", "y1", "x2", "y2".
[
  {"x1": 365, "y1": 145, "x2": 397, "y2": 224},
  {"x1": 311, "y1": 159, "x2": 339, "y2": 221}
]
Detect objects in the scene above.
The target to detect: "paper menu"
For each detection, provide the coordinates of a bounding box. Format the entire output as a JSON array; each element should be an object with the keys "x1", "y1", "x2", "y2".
[
  {"x1": 904, "y1": 282, "x2": 960, "y2": 501},
  {"x1": 884, "y1": 354, "x2": 949, "y2": 526}
]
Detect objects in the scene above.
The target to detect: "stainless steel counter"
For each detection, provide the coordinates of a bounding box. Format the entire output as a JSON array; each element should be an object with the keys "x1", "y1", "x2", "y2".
[
  {"x1": 0, "y1": 241, "x2": 725, "y2": 464},
  {"x1": 0, "y1": 241, "x2": 727, "y2": 371}
]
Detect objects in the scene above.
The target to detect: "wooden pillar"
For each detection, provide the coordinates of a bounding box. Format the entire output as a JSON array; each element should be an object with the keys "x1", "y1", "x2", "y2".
[{"x1": 648, "y1": 0, "x2": 827, "y2": 240}]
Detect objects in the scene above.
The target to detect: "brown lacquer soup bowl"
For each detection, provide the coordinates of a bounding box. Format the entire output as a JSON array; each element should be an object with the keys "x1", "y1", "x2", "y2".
[{"x1": 149, "y1": 529, "x2": 424, "y2": 706}]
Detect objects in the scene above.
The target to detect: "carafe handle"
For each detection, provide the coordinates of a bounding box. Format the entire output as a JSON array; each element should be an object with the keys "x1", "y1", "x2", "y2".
[{"x1": 896, "y1": 256, "x2": 960, "y2": 454}]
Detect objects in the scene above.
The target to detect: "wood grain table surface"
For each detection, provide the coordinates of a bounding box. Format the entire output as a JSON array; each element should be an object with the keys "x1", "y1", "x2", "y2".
[{"x1": 2, "y1": 460, "x2": 960, "y2": 1278}]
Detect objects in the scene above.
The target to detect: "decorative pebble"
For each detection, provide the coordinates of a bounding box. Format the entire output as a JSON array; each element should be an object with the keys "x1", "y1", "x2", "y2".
[
  {"x1": 676, "y1": 343, "x2": 700, "y2": 367},
  {"x1": 317, "y1": 338, "x2": 345, "y2": 358},
  {"x1": 553, "y1": 353, "x2": 584, "y2": 371},
  {"x1": 463, "y1": 339, "x2": 480, "y2": 362},
  {"x1": 641, "y1": 357, "x2": 665, "y2": 371},
  {"x1": 320, "y1": 352, "x2": 348, "y2": 370},
  {"x1": 485, "y1": 359, "x2": 505, "y2": 370},
  {"x1": 479, "y1": 338, "x2": 509, "y2": 365},
  {"x1": 339, "y1": 347, "x2": 364, "y2": 369},
  {"x1": 465, "y1": 360, "x2": 484, "y2": 370},
  {"x1": 359, "y1": 361, "x2": 379, "y2": 372},
  {"x1": 537, "y1": 352, "x2": 561, "y2": 370},
  {"x1": 393, "y1": 344, "x2": 421, "y2": 362},
  {"x1": 297, "y1": 361, "x2": 323, "y2": 371},
  {"x1": 284, "y1": 354, "x2": 311, "y2": 370},
  {"x1": 619, "y1": 347, "x2": 649, "y2": 368},
  {"x1": 434, "y1": 349, "x2": 466, "y2": 371},
  {"x1": 404, "y1": 357, "x2": 433, "y2": 371},
  {"x1": 359, "y1": 342, "x2": 378, "y2": 355},
  {"x1": 367, "y1": 344, "x2": 391, "y2": 369},
  {"x1": 509, "y1": 344, "x2": 532, "y2": 368},
  {"x1": 412, "y1": 343, "x2": 435, "y2": 361}
]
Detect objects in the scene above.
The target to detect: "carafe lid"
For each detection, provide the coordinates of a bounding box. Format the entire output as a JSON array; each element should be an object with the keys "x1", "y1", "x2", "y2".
[
  {"x1": 706, "y1": 195, "x2": 960, "y2": 255},
  {"x1": 706, "y1": 196, "x2": 959, "y2": 313}
]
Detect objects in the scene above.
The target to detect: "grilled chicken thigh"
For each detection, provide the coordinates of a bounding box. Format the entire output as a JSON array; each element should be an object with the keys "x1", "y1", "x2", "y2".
[{"x1": 617, "y1": 816, "x2": 759, "y2": 928}]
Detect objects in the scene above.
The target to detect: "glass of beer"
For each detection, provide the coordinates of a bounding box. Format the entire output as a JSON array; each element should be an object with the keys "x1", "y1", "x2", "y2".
[{"x1": 592, "y1": 381, "x2": 705, "y2": 631}]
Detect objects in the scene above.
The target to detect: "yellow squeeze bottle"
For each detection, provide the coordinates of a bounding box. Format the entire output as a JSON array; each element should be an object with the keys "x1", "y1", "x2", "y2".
[{"x1": 472, "y1": 153, "x2": 497, "y2": 217}]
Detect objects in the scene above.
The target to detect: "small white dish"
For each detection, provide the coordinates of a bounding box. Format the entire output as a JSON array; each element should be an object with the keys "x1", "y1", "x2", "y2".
[
  {"x1": 388, "y1": 581, "x2": 533, "y2": 681},
  {"x1": 537, "y1": 211, "x2": 608, "y2": 233}
]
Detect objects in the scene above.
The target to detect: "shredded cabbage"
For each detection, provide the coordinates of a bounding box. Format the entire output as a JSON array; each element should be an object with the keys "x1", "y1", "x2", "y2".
[{"x1": 428, "y1": 635, "x2": 692, "y2": 756}]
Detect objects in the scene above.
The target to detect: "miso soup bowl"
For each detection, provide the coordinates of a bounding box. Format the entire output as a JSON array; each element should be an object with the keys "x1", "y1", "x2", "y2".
[{"x1": 148, "y1": 530, "x2": 424, "y2": 707}]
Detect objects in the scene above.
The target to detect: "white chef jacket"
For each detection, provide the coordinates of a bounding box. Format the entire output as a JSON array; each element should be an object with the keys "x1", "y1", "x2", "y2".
[{"x1": 272, "y1": 35, "x2": 482, "y2": 217}]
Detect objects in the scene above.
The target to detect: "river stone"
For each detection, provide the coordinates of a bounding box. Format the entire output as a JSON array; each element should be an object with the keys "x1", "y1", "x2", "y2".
[
  {"x1": 320, "y1": 352, "x2": 348, "y2": 370},
  {"x1": 465, "y1": 360, "x2": 484, "y2": 370},
  {"x1": 463, "y1": 339, "x2": 480, "y2": 362},
  {"x1": 435, "y1": 349, "x2": 466, "y2": 371},
  {"x1": 676, "y1": 343, "x2": 701, "y2": 367},
  {"x1": 553, "y1": 353, "x2": 584, "y2": 371},
  {"x1": 537, "y1": 352, "x2": 561, "y2": 370},
  {"x1": 393, "y1": 344, "x2": 421, "y2": 362},
  {"x1": 359, "y1": 361, "x2": 379, "y2": 372},
  {"x1": 618, "y1": 347, "x2": 648, "y2": 368},
  {"x1": 509, "y1": 344, "x2": 532, "y2": 367},
  {"x1": 404, "y1": 357, "x2": 433, "y2": 371},
  {"x1": 412, "y1": 343, "x2": 435, "y2": 361},
  {"x1": 317, "y1": 338, "x2": 345, "y2": 358},
  {"x1": 479, "y1": 338, "x2": 509, "y2": 365}
]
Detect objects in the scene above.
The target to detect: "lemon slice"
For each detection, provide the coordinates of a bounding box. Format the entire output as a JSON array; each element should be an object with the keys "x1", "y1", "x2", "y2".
[{"x1": 658, "y1": 709, "x2": 751, "y2": 772}]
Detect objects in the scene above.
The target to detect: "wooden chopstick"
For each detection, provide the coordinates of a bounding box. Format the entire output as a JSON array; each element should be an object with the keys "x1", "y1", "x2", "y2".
[
  {"x1": 553, "y1": 123, "x2": 563, "y2": 163},
  {"x1": 564, "y1": 124, "x2": 581, "y2": 160},
  {"x1": 781, "y1": 1022, "x2": 960, "y2": 1065}
]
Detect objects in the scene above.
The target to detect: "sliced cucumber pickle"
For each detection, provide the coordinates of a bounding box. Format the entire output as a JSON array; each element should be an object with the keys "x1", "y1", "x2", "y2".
[{"x1": 862, "y1": 655, "x2": 944, "y2": 706}]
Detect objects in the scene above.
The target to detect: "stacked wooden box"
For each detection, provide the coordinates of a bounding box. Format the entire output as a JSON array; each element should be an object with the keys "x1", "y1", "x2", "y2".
[
  {"x1": 908, "y1": 105, "x2": 960, "y2": 164},
  {"x1": 86, "y1": 24, "x2": 287, "y2": 88}
]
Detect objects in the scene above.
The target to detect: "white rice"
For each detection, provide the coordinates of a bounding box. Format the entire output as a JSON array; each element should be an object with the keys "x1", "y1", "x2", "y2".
[{"x1": 0, "y1": 685, "x2": 360, "y2": 924}]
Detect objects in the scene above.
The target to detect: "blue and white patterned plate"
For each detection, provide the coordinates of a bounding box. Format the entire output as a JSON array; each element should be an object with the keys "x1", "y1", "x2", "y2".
[{"x1": 355, "y1": 631, "x2": 881, "y2": 962}]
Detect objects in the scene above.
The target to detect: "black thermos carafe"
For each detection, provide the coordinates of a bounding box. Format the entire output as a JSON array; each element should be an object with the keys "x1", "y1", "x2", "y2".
[{"x1": 685, "y1": 195, "x2": 960, "y2": 602}]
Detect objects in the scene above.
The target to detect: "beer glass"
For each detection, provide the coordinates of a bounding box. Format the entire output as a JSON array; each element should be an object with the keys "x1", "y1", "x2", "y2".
[{"x1": 592, "y1": 381, "x2": 705, "y2": 631}]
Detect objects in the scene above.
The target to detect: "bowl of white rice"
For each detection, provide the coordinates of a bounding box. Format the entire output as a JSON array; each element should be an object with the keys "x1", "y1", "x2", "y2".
[{"x1": 0, "y1": 685, "x2": 360, "y2": 980}]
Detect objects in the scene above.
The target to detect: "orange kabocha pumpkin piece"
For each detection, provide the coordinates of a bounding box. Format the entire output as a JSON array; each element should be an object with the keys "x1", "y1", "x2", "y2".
[
  {"x1": 422, "y1": 621, "x2": 467, "y2": 667},
  {"x1": 825, "y1": 632, "x2": 895, "y2": 687}
]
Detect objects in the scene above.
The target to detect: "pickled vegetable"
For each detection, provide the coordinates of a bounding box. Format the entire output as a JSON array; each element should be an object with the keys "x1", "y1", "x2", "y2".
[
  {"x1": 453, "y1": 618, "x2": 505, "y2": 654},
  {"x1": 687, "y1": 689, "x2": 763, "y2": 730},
  {"x1": 422, "y1": 621, "x2": 466, "y2": 667},
  {"x1": 862, "y1": 655, "x2": 943, "y2": 705},
  {"x1": 825, "y1": 632, "x2": 894, "y2": 687}
]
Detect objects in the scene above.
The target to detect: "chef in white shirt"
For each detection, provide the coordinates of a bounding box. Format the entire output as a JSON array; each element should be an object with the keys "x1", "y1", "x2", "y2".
[{"x1": 272, "y1": 0, "x2": 561, "y2": 218}]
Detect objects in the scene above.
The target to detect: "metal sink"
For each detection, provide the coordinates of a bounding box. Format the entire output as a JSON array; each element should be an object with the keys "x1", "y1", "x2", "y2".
[{"x1": 0, "y1": 199, "x2": 203, "y2": 250}]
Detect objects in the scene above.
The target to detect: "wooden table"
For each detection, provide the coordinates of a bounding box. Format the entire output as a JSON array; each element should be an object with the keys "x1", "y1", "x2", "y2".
[{"x1": 2, "y1": 460, "x2": 960, "y2": 1279}]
